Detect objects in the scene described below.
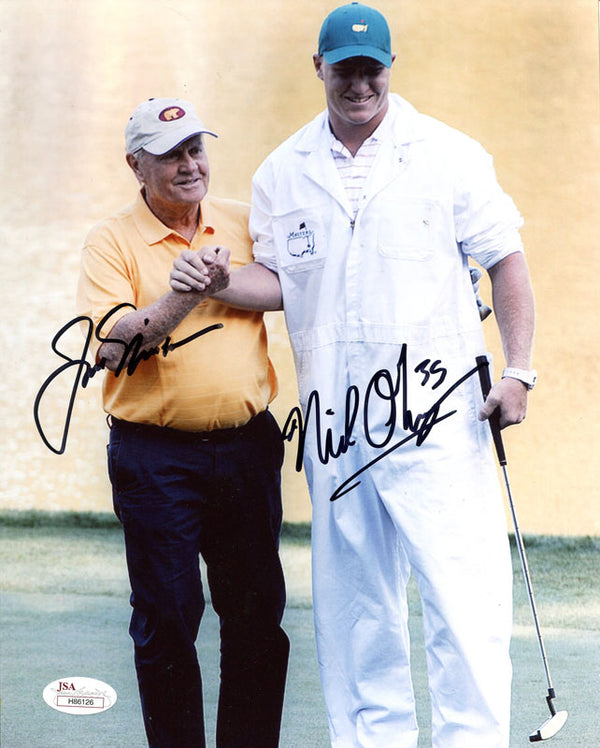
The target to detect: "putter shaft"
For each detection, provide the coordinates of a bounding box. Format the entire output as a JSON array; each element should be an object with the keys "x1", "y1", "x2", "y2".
[{"x1": 475, "y1": 355, "x2": 567, "y2": 741}]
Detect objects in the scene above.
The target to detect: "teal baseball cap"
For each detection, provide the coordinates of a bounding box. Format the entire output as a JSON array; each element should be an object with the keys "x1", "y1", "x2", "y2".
[{"x1": 318, "y1": 2, "x2": 392, "y2": 67}]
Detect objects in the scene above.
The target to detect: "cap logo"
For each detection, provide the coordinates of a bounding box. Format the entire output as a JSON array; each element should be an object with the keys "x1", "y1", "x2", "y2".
[
  {"x1": 352, "y1": 23, "x2": 368, "y2": 32},
  {"x1": 159, "y1": 106, "x2": 186, "y2": 122}
]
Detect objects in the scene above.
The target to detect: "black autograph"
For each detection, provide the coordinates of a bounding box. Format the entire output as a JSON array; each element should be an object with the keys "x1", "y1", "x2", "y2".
[
  {"x1": 33, "y1": 304, "x2": 223, "y2": 455},
  {"x1": 35, "y1": 315, "x2": 483, "y2": 498},
  {"x1": 281, "y1": 344, "x2": 484, "y2": 501}
]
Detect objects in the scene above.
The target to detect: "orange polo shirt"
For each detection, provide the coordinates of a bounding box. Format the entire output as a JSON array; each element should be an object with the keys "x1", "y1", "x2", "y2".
[{"x1": 77, "y1": 192, "x2": 278, "y2": 431}]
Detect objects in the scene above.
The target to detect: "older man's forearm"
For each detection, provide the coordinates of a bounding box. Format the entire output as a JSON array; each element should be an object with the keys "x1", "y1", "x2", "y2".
[{"x1": 97, "y1": 290, "x2": 208, "y2": 370}]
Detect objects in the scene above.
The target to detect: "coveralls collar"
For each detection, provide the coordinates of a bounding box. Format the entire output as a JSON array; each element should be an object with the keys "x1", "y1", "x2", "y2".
[{"x1": 294, "y1": 94, "x2": 424, "y2": 154}]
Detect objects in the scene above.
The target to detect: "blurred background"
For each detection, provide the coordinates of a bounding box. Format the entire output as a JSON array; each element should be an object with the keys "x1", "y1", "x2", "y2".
[{"x1": 1, "y1": 0, "x2": 598, "y2": 534}]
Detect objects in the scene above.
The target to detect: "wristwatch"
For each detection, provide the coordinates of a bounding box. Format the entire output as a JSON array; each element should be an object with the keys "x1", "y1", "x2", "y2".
[{"x1": 501, "y1": 367, "x2": 537, "y2": 391}]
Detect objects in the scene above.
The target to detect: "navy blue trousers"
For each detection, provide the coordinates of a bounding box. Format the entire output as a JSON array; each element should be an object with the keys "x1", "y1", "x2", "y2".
[{"x1": 108, "y1": 410, "x2": 290, "y2": 748}]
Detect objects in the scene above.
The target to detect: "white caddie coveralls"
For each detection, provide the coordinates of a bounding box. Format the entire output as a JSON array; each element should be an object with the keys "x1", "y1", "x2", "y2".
[{"x1": 251, "y1": 94, "x2": 524, "y2": 748}]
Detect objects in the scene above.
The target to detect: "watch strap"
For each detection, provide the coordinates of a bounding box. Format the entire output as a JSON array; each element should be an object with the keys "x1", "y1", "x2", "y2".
[{"x1": 501, "y1": 367, "x2": 537, "y2": 390}]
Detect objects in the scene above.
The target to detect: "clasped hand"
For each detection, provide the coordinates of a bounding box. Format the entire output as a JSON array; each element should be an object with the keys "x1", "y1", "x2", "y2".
[{"x1": 171, "y1": 246, "x2": 231, "y2": 295}]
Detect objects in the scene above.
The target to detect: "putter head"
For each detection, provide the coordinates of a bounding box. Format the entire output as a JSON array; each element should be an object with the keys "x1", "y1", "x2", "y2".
[{"x1": 529, "y1": 710, "x2": 568, "y2": 742}]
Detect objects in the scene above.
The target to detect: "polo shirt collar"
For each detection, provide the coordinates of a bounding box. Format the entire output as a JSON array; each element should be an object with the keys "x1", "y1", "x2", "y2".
[
  {"x1": 328, "y1": 110, "x2": 391, "y2": 157},
  {"x1": 132, "y1": 190, "x2": 216, "y2": 245},
  {"x1": 198, "y1": 196, "x2": 216, "y2": 237}
]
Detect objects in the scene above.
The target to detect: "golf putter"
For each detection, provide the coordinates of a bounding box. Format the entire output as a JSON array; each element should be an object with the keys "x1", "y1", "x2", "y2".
[{"x1": 476, "y1": 356, "x2": 568, "y2": 742}]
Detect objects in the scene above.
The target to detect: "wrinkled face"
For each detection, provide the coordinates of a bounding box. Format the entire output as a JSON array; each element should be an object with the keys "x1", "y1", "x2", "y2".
[
  {"x1": 128, "y1": 134, "x2": 209, "y2": 209},
  {"x1": 314, "y1": 55, "x2": 395, "y2": 134}
]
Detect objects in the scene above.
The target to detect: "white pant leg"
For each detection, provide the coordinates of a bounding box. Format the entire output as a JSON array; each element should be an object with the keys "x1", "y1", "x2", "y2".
[
  {"x1": 310, "y1": 462, "x2": 420, "y2": 748},
  {"x1": 379, "y1": 452, "x2": 513, "y2": 748}
]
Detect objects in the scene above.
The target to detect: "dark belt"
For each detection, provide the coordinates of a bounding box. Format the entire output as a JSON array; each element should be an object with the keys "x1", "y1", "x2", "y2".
[{"x1": 108, "y1": 410, "x2": 267, "y2": 444}]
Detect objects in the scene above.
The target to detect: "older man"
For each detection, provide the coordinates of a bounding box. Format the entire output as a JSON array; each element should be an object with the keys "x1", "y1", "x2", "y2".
[{"x1": 77, "y1": 98, "x2": 289, "y2": 748}]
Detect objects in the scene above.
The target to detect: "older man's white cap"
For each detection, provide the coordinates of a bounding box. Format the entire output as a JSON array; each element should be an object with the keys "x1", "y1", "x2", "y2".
[{"x1": 125, "y1": 98, "x2": 217, "y2": 155}]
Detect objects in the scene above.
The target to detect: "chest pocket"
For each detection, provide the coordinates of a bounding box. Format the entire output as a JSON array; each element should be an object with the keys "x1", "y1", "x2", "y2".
[
  {"x1": 376, "y1": 197, "x2": 443, "y2": 261},
  {"x1": 273, "y1": 207, "x2": 327, "y2": 274}
]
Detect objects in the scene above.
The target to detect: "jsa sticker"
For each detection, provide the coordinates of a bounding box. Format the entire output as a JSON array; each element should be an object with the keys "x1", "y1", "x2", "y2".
[{"x1": 43, "y1": 677, "x2": 117, "y2": 715}]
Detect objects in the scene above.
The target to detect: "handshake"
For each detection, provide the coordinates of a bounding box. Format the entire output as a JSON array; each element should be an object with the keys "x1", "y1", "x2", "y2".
[
  {"x1": 169, "y1": 247, "x2": 492, "y2": 322},
  {"x1": 170, "y1": 246, "x2": 231, "y2": 297}
]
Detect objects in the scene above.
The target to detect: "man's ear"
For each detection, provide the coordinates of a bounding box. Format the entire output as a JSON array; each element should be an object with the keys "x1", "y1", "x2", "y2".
[
  {"x1": 313, "y1": 54, "x2": 324, "y2": 81},
  {"x1": 126, "y1": 152, "x2": 144, "y2": 184}
]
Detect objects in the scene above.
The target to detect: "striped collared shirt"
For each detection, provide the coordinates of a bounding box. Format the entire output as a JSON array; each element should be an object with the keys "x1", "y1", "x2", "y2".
[{"x1": 329, "y1": 116, "x2": 389, "y2": 215}]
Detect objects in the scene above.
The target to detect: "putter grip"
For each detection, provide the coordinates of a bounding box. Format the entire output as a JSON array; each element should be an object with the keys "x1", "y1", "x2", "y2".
[{"x1": 476, "y1": 355, "x2": 507, "y2": 465}]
